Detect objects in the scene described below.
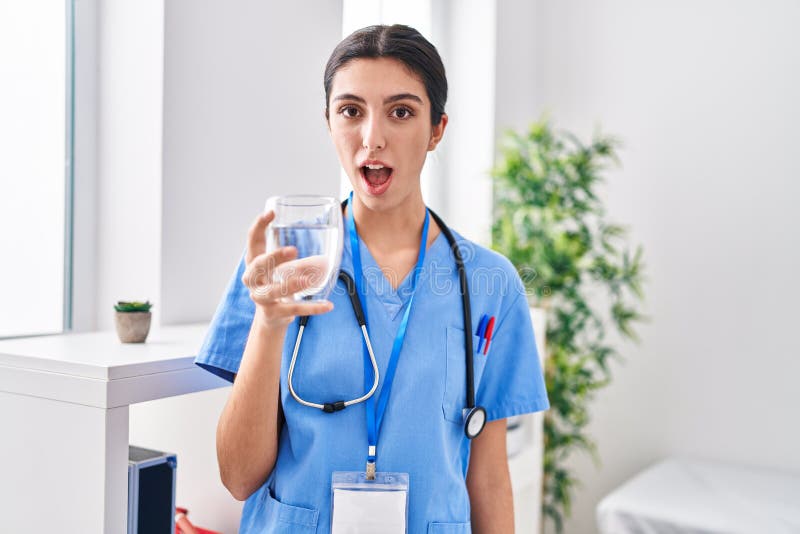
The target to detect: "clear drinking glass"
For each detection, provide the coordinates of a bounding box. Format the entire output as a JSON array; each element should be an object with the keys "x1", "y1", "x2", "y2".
[{"x1": 264, "y1": 195, "x2": 343, "y2": 302}]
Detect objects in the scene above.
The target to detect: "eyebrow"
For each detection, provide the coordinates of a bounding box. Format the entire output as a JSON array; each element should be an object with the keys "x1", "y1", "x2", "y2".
[{"x1": 332, "y1": 93, "x2": 424, "y2": 105}]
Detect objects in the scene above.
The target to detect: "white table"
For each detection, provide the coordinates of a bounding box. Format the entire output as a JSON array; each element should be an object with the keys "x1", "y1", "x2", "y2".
[
  {"x1": 597, "y1": 457, "x2": 800, "y2": 534},
  {"x1": 0, "y1": 323, "x2": 226, "y2": 534}
]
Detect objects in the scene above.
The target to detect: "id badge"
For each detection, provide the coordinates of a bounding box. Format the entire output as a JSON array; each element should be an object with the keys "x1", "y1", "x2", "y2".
[{"x1": 331, "y1": 471, "x2": 409, "y2": 534}]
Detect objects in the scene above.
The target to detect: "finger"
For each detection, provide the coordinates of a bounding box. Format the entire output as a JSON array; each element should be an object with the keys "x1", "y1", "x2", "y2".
[
  {"x1": 271, "y1": 300, "x2": 333, "y2": 317},
  {"x1": 245, "y1": 210, "x2": 275, "y2": 265},
  {"x1": 249, "y1": 298, "x2": 334, "y2": 322},
  {"x1": 250, "y1": 272, "x2": 318, "y2": 302},
  {"x1": 242, "y1": 246, "x2": 297, "y2": 289},
  {"x1": 277, "y1": 300, "x2": 334, "y2": 317},
  {"x1": 284, "y1": 254, "x2": 330, "y2": 283}
]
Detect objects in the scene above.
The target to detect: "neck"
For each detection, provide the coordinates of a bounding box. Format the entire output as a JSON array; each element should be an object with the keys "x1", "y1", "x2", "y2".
[{"x1": 350, "y1": 191, "x2": 428, "y2": 252}]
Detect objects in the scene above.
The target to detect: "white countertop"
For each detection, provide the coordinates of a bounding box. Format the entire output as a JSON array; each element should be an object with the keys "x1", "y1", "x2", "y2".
[{"x1": 0, "y1": 323, "x2": 229, "y2": 408}]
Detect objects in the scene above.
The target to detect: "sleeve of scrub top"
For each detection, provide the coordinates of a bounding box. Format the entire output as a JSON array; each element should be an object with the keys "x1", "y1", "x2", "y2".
[
  {"x1": 194, "y1": 251, "x2": 255, "y2": 383},
  {"x1": 476, "y1": 279, "x2": 550, "y2": 421}
]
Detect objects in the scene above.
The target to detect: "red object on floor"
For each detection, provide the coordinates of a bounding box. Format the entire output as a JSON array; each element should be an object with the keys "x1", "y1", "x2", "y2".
[{"x1": 175, "y1": 506, "x2": 223, "y2": 534}]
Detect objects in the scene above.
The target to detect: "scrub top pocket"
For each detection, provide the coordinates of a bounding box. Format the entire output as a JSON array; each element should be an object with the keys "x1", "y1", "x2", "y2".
[
  {"x1": 252, "y1": 488, "x2": 319, "y2": 534},
  {"x1": 443, "y1": 326, "x2": 487, "y2": 424}
]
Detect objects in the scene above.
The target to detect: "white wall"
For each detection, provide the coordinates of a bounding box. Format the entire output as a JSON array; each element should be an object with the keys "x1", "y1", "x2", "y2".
[
  {"x1": 525, "y1": 1, "x2": 800, "y2": 532},
  {"x1": 160, "y1": 0, "x2": 343, "y2": 326},
  {"x1": 431, "y1": 0, "x2": 497, "y2": 246},
  {"x1": 80, "y1": 0, "x2": 343, "y2": 332},
  {"x1": 495, "y1": 0, "x2": 537, "y2": 137},
  {"x1": 95, "y1": 0, "x2": 165, "y2": 330}
]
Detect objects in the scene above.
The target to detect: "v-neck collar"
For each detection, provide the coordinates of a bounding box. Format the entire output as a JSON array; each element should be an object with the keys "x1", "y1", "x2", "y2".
[{"x1": 343, "y1": 229, "x2": 447, "y2": 321}]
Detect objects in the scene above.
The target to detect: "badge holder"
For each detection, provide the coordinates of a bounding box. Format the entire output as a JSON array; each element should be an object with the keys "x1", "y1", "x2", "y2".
[{"x1": 331, "y1": 471, "x2": 409, "y2": 534}]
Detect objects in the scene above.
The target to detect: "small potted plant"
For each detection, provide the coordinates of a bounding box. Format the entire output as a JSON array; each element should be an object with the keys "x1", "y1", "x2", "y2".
[{"x1": 114, "y1": 301, "x2": 153, "y2": 343}]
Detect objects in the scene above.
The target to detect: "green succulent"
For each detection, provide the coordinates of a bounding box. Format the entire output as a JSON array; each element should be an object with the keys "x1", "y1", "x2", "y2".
[
  {"x1": 114, "y1": 301, "x2": 153, "y2": 313},
  {"x1": 491, "y1": 118, "x2": 646, "y2": 533}
]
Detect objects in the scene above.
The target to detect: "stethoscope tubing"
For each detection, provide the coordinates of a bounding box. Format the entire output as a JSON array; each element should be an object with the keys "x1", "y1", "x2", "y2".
[
  {"x1": 286, "y1": 200, "x2": 484, "y2": 438},
  {"x1": 288, "y1": 272, "x2": 381, "y2": 412}
]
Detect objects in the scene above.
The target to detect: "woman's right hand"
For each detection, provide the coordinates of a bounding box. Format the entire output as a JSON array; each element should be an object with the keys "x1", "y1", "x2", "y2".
[{"x1": 242, "y1": 210, "x2": 334, "y2": 329}]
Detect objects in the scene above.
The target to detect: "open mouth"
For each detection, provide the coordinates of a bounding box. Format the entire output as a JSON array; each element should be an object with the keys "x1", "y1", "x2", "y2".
[{"x1": 359, "y1": 164, "x2": 394, "y2": 195}]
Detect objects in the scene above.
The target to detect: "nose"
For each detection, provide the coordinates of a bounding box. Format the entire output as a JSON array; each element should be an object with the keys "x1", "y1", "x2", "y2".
[{"x1": 361, "y1": 114, "x2": 386, "y2": 151}]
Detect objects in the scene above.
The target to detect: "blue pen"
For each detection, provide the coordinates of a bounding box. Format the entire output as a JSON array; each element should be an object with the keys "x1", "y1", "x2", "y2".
[{"x1": 476, "y1": 314, "x2": 489, "y2": 353}]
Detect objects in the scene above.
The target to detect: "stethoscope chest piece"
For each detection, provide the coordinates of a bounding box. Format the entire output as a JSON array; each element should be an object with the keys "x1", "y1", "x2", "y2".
[{"x1": 463, "y1": 406, "x2": 487, "y2": 439}]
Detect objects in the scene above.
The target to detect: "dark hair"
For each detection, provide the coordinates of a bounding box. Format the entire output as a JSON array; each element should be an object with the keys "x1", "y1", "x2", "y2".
[{"x1": 324, "y1": 24, "x2": 447, "y2": 126}]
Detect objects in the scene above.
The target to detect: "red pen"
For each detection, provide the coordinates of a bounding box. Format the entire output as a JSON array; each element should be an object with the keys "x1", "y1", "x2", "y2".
[{"x1": 483, "y1": 316, "x2": 495, "y2": 354}]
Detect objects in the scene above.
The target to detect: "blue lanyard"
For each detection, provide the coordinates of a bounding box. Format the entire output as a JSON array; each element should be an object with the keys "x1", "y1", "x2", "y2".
[{"x1": 347, "y1": 191, "x2": 430, "y2": 470}]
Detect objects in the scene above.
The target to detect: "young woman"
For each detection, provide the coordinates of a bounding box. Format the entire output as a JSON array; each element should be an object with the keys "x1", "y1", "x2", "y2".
[{"x1": 196, "y1": 25, "x2": 549, "y2": 533}]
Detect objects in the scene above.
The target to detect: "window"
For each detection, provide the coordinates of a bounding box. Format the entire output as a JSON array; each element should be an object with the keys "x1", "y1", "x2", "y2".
[{"x1": 0, "y1": 2, "x2": 73, "y2": 338}]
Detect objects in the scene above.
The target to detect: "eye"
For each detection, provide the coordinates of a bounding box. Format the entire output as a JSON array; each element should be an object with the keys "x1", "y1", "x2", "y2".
[
  {"x1": 391, "y1": 106, "x2": 414, "y2": 120},
  {"x1": 338, "y1": 105, "x2": 360, "y2": 118}
]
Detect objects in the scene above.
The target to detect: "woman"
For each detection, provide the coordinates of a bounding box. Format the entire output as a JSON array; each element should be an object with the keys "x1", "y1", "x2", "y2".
[{"x1": 196, "y1": 24, "x2": 549, "y2": 533}]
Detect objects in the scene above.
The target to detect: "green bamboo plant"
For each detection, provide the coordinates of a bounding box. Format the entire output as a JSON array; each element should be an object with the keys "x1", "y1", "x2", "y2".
[{"x1": 491, "y1": 119, "x2": 646, "y2": 533}]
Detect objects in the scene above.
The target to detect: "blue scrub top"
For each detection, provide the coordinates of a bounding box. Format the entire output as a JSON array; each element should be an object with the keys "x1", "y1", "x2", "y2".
[{"x1": 196, "y1": 226, "x2": 549, "y2": 534}]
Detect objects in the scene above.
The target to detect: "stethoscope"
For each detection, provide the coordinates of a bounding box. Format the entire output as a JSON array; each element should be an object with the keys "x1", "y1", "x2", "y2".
[{"x1": 287, "y1": 200, "x2": 487, "y2": 439}]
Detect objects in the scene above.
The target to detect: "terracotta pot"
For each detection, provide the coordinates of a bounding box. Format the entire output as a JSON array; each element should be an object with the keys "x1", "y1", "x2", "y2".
[{"x1": 114, "y1": 311, "x2": 152, "y2": 343}]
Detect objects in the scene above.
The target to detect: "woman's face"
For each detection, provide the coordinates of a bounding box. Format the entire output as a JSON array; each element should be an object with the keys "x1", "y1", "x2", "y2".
[{"x1": 327, "y1": 57, "x2": 446, "y2": 212}]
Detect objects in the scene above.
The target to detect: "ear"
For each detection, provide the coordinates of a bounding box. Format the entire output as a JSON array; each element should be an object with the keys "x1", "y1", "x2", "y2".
[
  {"x1": 428, "y1": 114, "x2": 448, "y2": 151},
  {"x1": 324, "y1": 108, "x2": 331, "y2": 132}
]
